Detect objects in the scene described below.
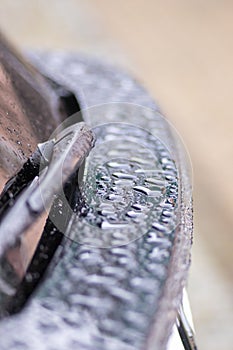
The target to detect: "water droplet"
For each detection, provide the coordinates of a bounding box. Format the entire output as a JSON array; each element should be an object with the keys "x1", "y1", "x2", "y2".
[
  {"x1": 131, "y1": 203, "x2": 145, "y2": 211},
  {"x1": 112, "y1": 172, "x2": 136, "y2": 180},
  {"x1": 101, "y1": 221, "x2": 127, "y2": 229},
  {"x1": 133, "y1": 186, "x2": 160, "y2": 197},
  {"x1": 100, "y1": 209, "x2": 115, "y2": 216},
  {"x1": 165, "y1": 175, "x2": 177, "y2": 182},
  {"x1": 133, "y1": 186, "x2": 151, "y2": 196},
  {"x1": 105, "y1": 194, "x2": 120, "y2": 201},
  {"x1": 113, "y1": 179, "x2": 134, "y2": 186},
  {"x1": 107, "y1": 161, "x2": 130, "y2": 169},
  {"x1": 162, "y1": 210, "x2": 173, "y2": 217},
  {"x1": 152, "y1": 222, "x2": 167, "y2": 232},
  {"x1": 126, "y1": 210, "x2": 140, "y2": 218}
]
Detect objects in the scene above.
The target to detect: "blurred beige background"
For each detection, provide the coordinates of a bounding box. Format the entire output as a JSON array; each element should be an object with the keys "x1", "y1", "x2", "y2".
[{"x1": 0, "y1": 1, "x2": 232, "y2": 349}]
